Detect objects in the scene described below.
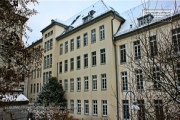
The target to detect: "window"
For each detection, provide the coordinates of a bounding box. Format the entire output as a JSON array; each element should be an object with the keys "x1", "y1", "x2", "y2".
[
  {"x1": 77, "y1": 78, "x2": 81, "y2": 91},
  {"x1": 37, "y1": 83, "x2": 39, "y2": 93},
  {"x1": 153, "y1": 67, "x2": 161, "y2": 89},
  {"x1": 84, "y1": 100, "x2": 89, "y2": 115},
  {"x1": 120, "y1": 44, "x2": 126, "y2": 63},
  {"x1": 100, "y1": 25, "x2": 105, "y2": 40},
  {"x1": 84, "y1": 76, "x2": 88, "y2": 91},
  {"x1": 92, "y1": 51, "x2": 96, "y2": 66},
  {"x1": 47, "y1": 41, "x2": 50, "y2": 51},
  {"x1": 84, "y1": 33, "x2": 88, "y2": 46},
  {"x1": 91, "y1": 29, "x2": 96, "y2": 43},
  {"x1": 64, "y1": 60, "x2": 68, "y2": 72},
  {"x1": 47, "y1": 55, "x2": 49, "y2": 68},
  {"x1": 172, "y1": 28, "x2": 180, "y2": 53},
  {"x1": 84, "y1": 54, "x2": 88, "y2": 68},
  {"x1": 93, "y1": 100, "x2": 98, "y2": 115},
  {"x1": 100, "y1": 48, "x2": 106, "y2": 64},
  {"x1": 77, "y1": 56, "x2": 81, "y2": 69},
  {"x1": 43, "y1": 73, "x2": 45, "y2": 84},
  {"x1": 176, "y1": 63, "x2": 180, "y2": 88},
  {"x1": 77, "y1": 100, "x2": 81, "y2": 114},
  {"x1": 31, "y1": 84, "x2": 32, "y2": 93},
  {"x1": 77, "y1": 36, "x2": 81, "y2": 49},
  {"x1": 70, "y1": 100, "x2": 74, "y2": 113},
  {"x1": 46, "y1": 72, "x2": 49, "y2": 83},
  {"x1": 44, "y1": 42, "x2": 47, "y2": 52},
  {"x1": 59, "y1": 80, "x2": 62, "y2": 86},
  {"x1": 70, "y1": 79, "x2": 74, "y2": 92},
  {"x1": 59, "y1": 62, "x2": 62, "y2": 73},
  {"x1": 34, "y1": 84, "x2": 36, "y2": 93},
  {"x1": 134, "y1": 40, "x2": 141, "y2": 60},
  {"x1": 44, "y1": 56, "x2": 46, "y2": 69},
  {"x1": 102, "y1": 100, "x2": 107, "y2": 116},
  {"x1": 64, "y1": 79, "x2": 68, "y2": 91},
  {"x1": 60, "y1": 44, "x2": 63, "y2": 55},
  {"x1": 92, "y1": 75, "x2": 97, "y2": 91},
  {"x1": 50, "y1": 39, "x2": 53, "y2": 50},
  {"x1": 45, "y1": 34, "x2": 47, "y2": 38},
  {"x1": 51, "y1": 30, "x2": 53, "y2": 35},
  {"x1": 70, "y1": 39, "x2": 74, "y2": 51},
  {"x1": 154, "y1": 100, "x2": 164, "y2": 120},
  {"x1": 137, "y1": 100, "x2": 145, "y2": 120},
  {"x1": 101, "y1": 74, "x2": 107, "y2": 90},
  {"x1": 121, "y1": 71, "x2": 128, "y2": 91},
  {"x1": 123, "y1": 100, "x2": 129, "y2": 119},
  {"x1": 65, "y1": 41, "x2": 68, "y2": 53},
  {"x1": 136, "y1": 69, "x2": 143, "y2": 90},
  {"x1": 70, "y1": 58, "x2": 74, "y2": 71},
  {"x1": 49, "y1": 54, "x2": 52, "y2": 68},
  {"x1": 150, "y1": 35, "x2": 158, "y2": 56}
]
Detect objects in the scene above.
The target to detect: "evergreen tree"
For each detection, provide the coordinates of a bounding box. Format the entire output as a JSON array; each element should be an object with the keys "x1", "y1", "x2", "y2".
[{"x1": 37, "y1": 77, "x2": 66, "y2": 106}]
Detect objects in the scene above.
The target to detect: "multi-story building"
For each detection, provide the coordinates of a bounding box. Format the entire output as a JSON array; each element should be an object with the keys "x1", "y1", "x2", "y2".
[{"x1": 27, "y1": 0, "x2": 180, "y2": 119}]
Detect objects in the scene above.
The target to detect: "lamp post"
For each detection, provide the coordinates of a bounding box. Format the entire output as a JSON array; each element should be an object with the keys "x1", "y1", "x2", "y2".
[{"x1": 125, "y1": 90, "x2": 140, "y2": 120}]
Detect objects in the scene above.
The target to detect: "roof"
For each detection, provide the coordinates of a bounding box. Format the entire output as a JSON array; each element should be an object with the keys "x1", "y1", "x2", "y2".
[
  {"x1": 115, "y1": 0, "x2": 180, "y2": 37},
  {"x1": 27, "y1": 38, "x2": 42, "y2": 49},
  {"x1": 56, "y1": 0, "x2": 124, "y2": 39},
  {"x1": 41, "y1": 20, "x2": 68, "y2": 33}
]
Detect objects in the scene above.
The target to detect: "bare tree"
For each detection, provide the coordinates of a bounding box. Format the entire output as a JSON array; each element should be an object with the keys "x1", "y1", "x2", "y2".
[
  {"x1": 0, "y1": 0, "x2": 43, "y2": 93},
  {"x1": 115, "y1": 1, "x2": 180, "y2": 120}
]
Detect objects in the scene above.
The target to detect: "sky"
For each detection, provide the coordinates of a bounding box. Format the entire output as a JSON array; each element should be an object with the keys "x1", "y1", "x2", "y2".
[{"x1": 25, "y1": 0, "x2": 148, "y2": 45}]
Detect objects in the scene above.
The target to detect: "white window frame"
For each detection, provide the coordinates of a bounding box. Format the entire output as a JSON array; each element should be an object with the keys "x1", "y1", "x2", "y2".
[
  {"x1": 84, "y1": 54, "x2": 88, "y2": 68},
  {"x1": 84, "y1": 76, "x2": 89, "y2": 91},
  {"x1": 121, "y1": 71, "x2": 128, "y2": 91},
  {"x1": 92, "y1": 75, "x2": 97, "y2": 91},
  {"x1": 101, "y1": 74, "x2": 107, "y2": 90},
  {"x1": 84, "y1": 100, "x2": 89, "y2": 115},
  {"x1": 91, "y1": 29, "x2": 96, "y2": 43},
  {"x1": 100, "y1": 25, "x2": 105, "y2": 40},
  {"x1": 84, "y1": 33, "x2": 88, "y2": 46},
  {"x1": 92, "y1": 51, "x2": 96, "y2": 66},
  {"x1": 77, "y1": 100, "x2": 81, "y2": 114},
  {"x1": 100, "y1": 48, "x2": 106, "y2": 64},
  {"x1": 93, "y1": 100, "x2": 98, "y2": 115},
  {"x1": 120, "y1": 44, "x2": 126, "y2": 63},
  {"x1": 77, "y1": 78, "x2": 81, "y2": 92},
  {"x1": 70, "y1": 79, "x2": 74, "y2": 92},
  {"x1": 102, "y1": 100, "x2": 107, "y2": 116}
]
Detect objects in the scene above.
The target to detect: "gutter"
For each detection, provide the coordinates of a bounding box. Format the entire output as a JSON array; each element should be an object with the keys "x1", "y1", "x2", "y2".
[{"x1": 111, "y1": 10, "x2": 119, "y2": 120}]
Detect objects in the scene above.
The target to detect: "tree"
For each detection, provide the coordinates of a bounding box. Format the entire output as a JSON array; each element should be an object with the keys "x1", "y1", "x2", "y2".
[
  {"x1": 37, "y1": 77, "x2": 67, "y2": 106},
  {"x1": 0, "y1": 0, "x2": 43, "y2": 92}
]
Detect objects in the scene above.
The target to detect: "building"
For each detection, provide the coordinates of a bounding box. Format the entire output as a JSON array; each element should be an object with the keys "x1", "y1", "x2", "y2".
[{"x1": 27, "y1": 0, "x2": 180, "y2": 119}]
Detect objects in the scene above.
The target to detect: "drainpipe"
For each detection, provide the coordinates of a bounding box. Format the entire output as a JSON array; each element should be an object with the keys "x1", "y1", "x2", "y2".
[{"x1": 111, "y1": 11, "x2": 119, "y2": 120}]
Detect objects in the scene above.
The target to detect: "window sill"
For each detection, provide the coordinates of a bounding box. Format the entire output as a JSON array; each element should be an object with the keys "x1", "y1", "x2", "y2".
[
  {"x1": 84, "y1": 90, "x2": 89, "y2": 92},
  {"x1": 92, "y1": 65, "x2": 97, "y2": 67},
  {"x1": 101, "y1": 63, "x2": 106, "y2": 65},
  {"x1": 92, "y1": 89, "x2": 97, "y2": 91},
  {"x1": 91, "y1": 41, "x2": 96, "y2": 44},
  {"x1": 101, "y1": 89, "x2": 107, "y2": 91}
]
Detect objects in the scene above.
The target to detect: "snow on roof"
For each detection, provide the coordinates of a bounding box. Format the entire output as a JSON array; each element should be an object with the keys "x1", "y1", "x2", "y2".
[
  {"x1": 115, "y1": 0, "x2": 180, "y2": 37},
  {"x1": 16, "y1": 94, "x2": 29, "y2": 101}
]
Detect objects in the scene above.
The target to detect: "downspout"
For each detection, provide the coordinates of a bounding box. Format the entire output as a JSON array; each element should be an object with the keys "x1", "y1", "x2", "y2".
[{"x1": 111, "y1": 11, "x2": 119, "y2": 120}]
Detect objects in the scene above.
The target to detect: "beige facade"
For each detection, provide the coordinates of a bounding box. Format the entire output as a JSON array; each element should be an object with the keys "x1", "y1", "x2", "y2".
[{"x1": 27, "y1": 39, "x2": 42, "y2": 102}]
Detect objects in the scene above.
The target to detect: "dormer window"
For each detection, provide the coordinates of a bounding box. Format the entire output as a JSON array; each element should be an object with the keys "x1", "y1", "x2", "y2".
[
  {"x1": 137, "y1": 14, "x2": 154, "y2": 26},
  {"x1": 65, "y1": 26, "x2": 74, "y2": 32},
  {"x1": 82, "y1": 10, "x2": 96, "y2": 24}
]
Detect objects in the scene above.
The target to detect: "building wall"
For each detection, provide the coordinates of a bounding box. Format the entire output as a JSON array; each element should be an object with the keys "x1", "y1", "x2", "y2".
[
  {"x1": 115, "y1": 19, "x2": 180, "y2": 119},
  {"x1": 27, "y1": 41, "x2": 42, "y2": 102},
  {"x1": 56, "y1": 16, "x2": 120, "y2": 120}
]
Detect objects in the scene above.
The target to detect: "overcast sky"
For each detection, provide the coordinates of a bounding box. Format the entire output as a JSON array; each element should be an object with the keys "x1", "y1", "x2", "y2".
[{"x1": 25, "y1": 0, "x2": 146, "y2": 45}]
